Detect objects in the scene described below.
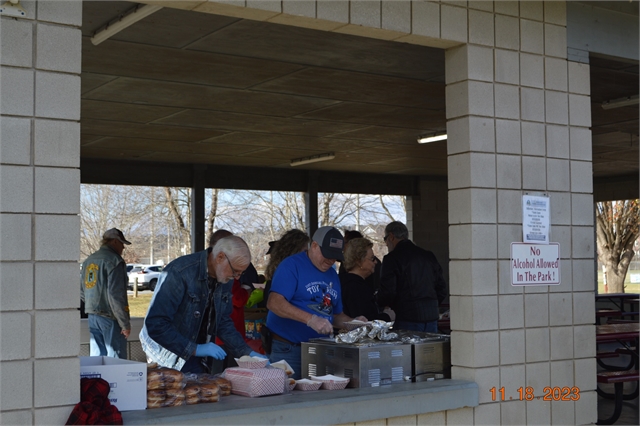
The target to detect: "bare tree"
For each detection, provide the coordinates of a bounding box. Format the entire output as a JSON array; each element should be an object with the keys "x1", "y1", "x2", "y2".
[
  {"x1": 596, "y1": 199, "x2": 640, "y2": 293},
  {"x1": 163, "y1": 187, "x2": 191, "y2": 253},
  {"x1": 80, "y1": 184, "x2": 148, "y2": 261},
  {"x1": 378, "y1": 195, "x2": 398, "y2": 222},
  {"x1": 82, "y1": 184, "x2": 407, "y2": 271},
  {"x1": 246, "y1": 191, "x2": 306, "y2": 233},
  {"x1": 205, "y1": 188, "x2": 219, "y2": 246},
  {"x1": 320, "y1": 193, "x2": 359, "y2": 227}
]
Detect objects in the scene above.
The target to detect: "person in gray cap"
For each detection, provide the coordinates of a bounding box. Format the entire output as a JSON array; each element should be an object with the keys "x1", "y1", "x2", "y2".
[
  {"x1": 266, "y1": 226, "x2": 366, "y2": 379},
  {"x1": 80, "y1": 228, "x2": 132, "y2": 358}
]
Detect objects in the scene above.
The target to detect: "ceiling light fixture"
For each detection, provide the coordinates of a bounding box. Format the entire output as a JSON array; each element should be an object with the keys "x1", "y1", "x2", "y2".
[
  {"x1": 91, "y1": 4, "x2": 162, "y2": 46},
  {"x1": 290, "y1": 152, "x2": 335, "y2": 167},
  {"x1": 417, "y1": 132, "x2": 447, "y2": 144},
  {"x1": 601, "y1": 94, "x2": 639, "y2": 110}
]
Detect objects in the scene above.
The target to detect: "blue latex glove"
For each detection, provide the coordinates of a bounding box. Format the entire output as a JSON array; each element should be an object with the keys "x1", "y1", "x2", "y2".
[
  {"x1": 250, "y1": 351, "x2": 269, "y2": 363},
  {"x1": 195, "y1": 343, "x2": 226, "y2": 360}
]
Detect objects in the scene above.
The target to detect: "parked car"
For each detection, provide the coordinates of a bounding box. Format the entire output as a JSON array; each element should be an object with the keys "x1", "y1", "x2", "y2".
[
  {"x1": 126, "y1": 264, "x2": 144, "y2": 275},
  {"x1": 128, "y1": 265, "x2": 163, "y2": 291}
]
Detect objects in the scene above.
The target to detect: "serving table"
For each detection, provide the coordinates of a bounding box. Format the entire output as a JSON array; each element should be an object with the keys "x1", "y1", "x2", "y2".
[{"x1": 122, "y1": 379, "x2": 478, "y2": 425}]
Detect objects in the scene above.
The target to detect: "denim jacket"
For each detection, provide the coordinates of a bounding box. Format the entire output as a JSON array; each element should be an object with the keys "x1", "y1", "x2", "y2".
[
  {"x1": 139, "y1": 249, "x2": 251, "y2": 371},
  {"x1": 80, "y1": 245, "x2": 130, "y2": 330}
]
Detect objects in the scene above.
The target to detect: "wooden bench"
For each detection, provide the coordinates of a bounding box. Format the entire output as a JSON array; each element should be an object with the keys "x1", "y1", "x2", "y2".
[
  {"x1": 606, "y1": 315, "x2": 640, "y2": 324},
  {"x1": 615, "y1": 348, "x2": 637, "y2": 356},
  {"x1": 596, "y1": 309, "x2": 639, "y2": 325},
  {"x1": 596, "y1": 308, "x2": 622, "y2": 317},
  {"x1": 597, "y1": 347, "x2": 638, "y2": 371},
  {"x1": 596, "y1": 370, "x2": 639, "y2": 425},
  {"x1": 596, "y1": 309, "x2": 622, "y2": 325}
]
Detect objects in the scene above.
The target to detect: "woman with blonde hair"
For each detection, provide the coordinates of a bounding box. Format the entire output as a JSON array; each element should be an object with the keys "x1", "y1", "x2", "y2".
[{"x1": 341, "y1": 238, "x2": 394, "y2": 322}]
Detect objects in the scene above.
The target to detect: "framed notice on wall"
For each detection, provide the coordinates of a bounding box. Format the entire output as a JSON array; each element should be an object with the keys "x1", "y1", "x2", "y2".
[{"x1": 522, "y1": 194, "x2": 550, "y2": 244}]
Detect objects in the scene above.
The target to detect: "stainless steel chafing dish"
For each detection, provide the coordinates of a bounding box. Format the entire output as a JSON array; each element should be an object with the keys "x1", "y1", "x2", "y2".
[
  {"x1": 301, "y1": 337, "x2": 411, "y2": 388},
  {"x1": 300, "y1": 331, "x2": 451, "y2": 388},
  {"x1": 396, "y1": 331, "x2": 451, "y2": 382}
]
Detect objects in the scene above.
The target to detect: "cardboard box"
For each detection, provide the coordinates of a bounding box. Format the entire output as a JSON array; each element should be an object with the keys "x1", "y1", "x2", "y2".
[{"x1": 80, "y1": 356, "x2": 147, "y2": 411}]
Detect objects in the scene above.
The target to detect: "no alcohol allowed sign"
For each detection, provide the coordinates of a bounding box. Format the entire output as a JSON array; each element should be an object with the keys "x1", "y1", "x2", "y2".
[{"x1": 511, "y1": 243, "x2": 560, "y2": 286}]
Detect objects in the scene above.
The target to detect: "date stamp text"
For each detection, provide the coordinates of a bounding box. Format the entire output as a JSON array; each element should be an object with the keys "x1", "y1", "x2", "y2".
[{"x1": 490, "y1": 386, "x2": 580, "y2": 401}]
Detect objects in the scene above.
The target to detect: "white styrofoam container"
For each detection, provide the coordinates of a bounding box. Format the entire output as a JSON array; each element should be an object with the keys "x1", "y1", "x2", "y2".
[{"x1": 80, "y1": 356, "x2": 147, "y2": 411}]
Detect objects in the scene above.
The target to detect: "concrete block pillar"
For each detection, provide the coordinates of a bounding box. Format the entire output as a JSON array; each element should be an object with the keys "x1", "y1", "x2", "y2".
[
  {"x1": 444, "y1": 2, "x2": 596, "y2": 424},
  {"x1": 408, "y1": 177, "x2": 450, "y2": 285},
  {"x1": 1, "y1": 1, "x2": 83, "y2": 424}
]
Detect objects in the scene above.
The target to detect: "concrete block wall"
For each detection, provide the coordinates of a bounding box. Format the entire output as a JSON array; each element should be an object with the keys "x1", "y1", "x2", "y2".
[
  {"x1": 442, "y1": 2, "x2": 597, "y2": 424},
  {"x1": 0, "y1": 1, "x2": 597, "y2": 424},
  {"x1": 335, "y1": 408, "x2": 472, "y2": 426},
  {"x1": 0, "y1": 1, "x2": 82, "y2": 424},
  {"x1": 408, "y1": 177, "x2": 450, "y2": 285}
]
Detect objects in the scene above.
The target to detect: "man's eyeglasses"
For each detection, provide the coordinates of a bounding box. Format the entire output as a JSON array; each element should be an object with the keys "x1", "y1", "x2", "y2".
[
  {"x1": 383, "y1": 234, "x2": 390, "y2": 242},
  {"x1": 224, "y1": 253, "x2": 242, "y2": 279}
]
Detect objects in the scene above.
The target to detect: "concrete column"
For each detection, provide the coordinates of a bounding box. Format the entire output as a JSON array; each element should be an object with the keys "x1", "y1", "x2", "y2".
[
  {"x1": 408, "y1": 177, "x2": 450, "y2": 285},
  {"x1": 191, "y1": 165, "x2": 205, "y2": 252},
  {"x1": 305, "y1": 171, "x2": 318, "y2": 236},
  {"x1": 445, "y1": 2, "x2": 596, "y2": 424},
  {"x1": 1, "y1": 1, "x2": 83, "y2": 424}
]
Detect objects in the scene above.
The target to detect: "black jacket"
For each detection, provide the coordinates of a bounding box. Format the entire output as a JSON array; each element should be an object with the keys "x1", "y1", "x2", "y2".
[
  {"x1": 377, "y1": 239, "x2": 447, "y2": 323},
  {"x1": 341, "y1": 273, "x2": 391, "y2": 322}
]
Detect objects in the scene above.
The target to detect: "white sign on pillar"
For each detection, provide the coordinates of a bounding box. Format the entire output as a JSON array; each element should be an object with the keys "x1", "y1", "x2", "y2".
[
  {"x1": 522, "y1": 194, "x2": 550, "y2": 244},
  {"x1": 511, "y1": 243, "x2": 560, "y2": 286}
]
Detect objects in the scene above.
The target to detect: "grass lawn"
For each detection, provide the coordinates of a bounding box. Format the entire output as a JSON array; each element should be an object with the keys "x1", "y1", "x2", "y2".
[
  {"x1": 128, "y1": 292, "x2": 153, "y2": 318},
  {"x1": 597, "y1": 269, "x2": 640, "y2": 294}
]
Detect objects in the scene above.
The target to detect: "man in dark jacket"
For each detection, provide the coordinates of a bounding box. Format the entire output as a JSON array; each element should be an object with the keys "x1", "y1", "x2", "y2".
[{"x1": 377, "y1": 221, "x2": 447, "y2": 333}]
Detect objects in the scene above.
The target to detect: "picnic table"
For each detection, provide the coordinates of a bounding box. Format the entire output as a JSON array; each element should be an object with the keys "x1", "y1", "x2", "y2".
[
  {"x1": 595, "y1": 322, "x2": 639, "y2": 425},
  {"x1": 595, "y1": 293, "x2": 639, "y2": 324},
  {"x1": 596, "y1": 322, "x2": 639, "y2": 371},
  {"x1": 595, "y1": 293, "x2": 640, "y2": 313},
  {"x1": 596, "y1": 322, "x2": 639, "y2": 344}
]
